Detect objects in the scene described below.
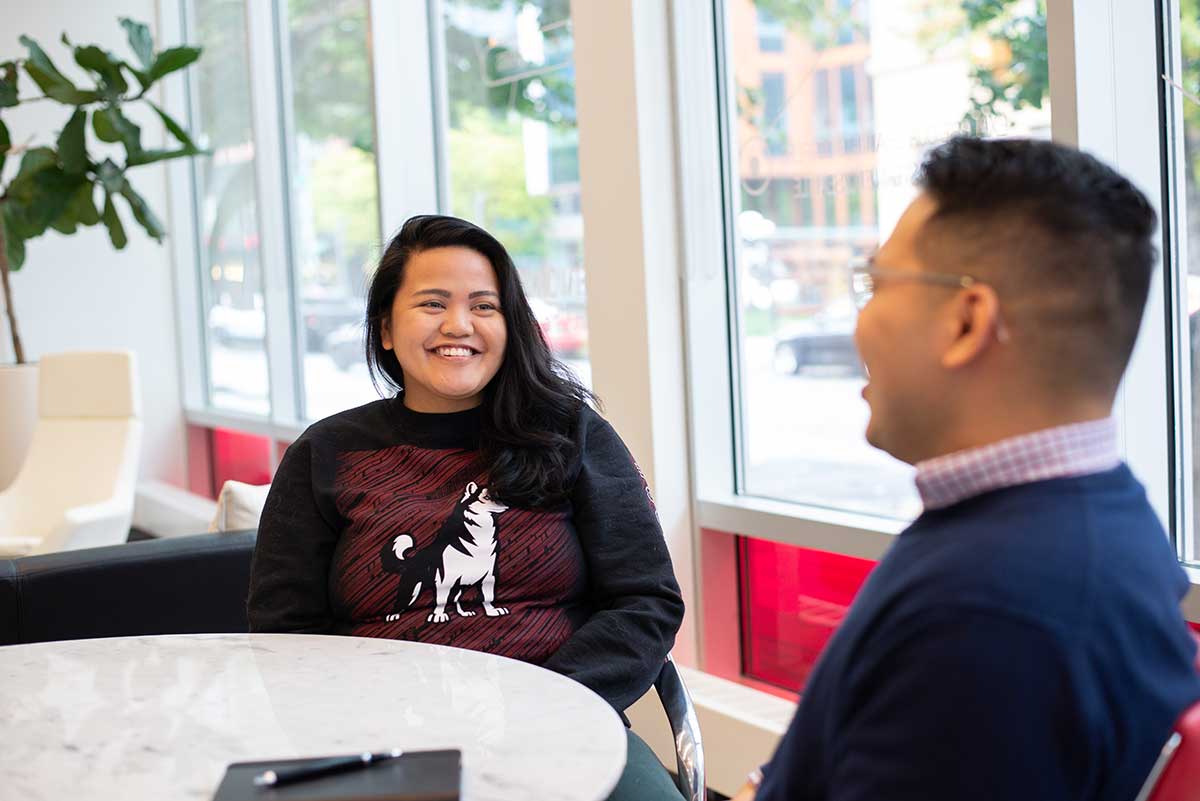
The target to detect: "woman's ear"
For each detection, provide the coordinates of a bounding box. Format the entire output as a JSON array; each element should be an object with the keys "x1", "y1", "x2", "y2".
[{"x1": 380, "y1": 316, "x2": 393, "y2": 351}]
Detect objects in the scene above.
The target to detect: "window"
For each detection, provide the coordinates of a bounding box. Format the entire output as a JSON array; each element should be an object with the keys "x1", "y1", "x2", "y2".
[
  {"x1": 440, "y1": 0, "x2": 591, "y2": 385},
  {"x1": 177, "y1": 0, "x2": 589, "y2": 431},
  {"x1": 726, "y1": 0, "x2": 1050, "y2": 520},
  {"x1": 821, "y1": 177, "x2": 837, "y2": 228},
  {"x1": 278, "y1": 0, "x2": 381, "y2": 421},
  {"x1": 813, "y1": 69, "x2": 832, "y2": 157},
  {"x1": 762, "y1": 72, "x2": 788, "y2": 156},
  {"x1": 188, "y1": 0, "x2": 269, "y2": 417},
  {"x1": 797, "y1": 178, "x2": 815, "y2": 226},
  {"x1": 846, "y1": 174, "x2": 862, "y2": 226},
  {"x1": 1163, "y1": 0, "x2": 1200, "y2": 566},
  {"x1": 756, "y1": 8, "x2": 786, "y2": 53},
  {"x1": 835, "y1": 0, "x2": 859, "y2": 46},
  {"x1": 839, "y1": 66, "x2": 859, "y2": 153}
]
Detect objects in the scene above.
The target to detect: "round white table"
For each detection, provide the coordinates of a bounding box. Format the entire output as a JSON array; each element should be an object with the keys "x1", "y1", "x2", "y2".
[{"x1": 0, "y1": 633, "x2": 627, "y2": 801}]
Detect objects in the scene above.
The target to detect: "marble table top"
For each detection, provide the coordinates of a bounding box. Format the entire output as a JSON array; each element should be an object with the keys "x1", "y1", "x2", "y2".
[{"x1": 0, "y1": 633, "x2": 627, "y2": 801}]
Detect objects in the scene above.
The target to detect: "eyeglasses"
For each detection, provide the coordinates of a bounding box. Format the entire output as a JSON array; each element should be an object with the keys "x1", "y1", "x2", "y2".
[{"x1": 849, "y1": 262, "x2": 979, "y2": 310}]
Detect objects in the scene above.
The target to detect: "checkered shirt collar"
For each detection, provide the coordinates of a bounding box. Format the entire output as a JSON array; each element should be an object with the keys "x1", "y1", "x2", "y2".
[{"x1": 914, "y1": 417, "x2": 1121, "y2": 512}]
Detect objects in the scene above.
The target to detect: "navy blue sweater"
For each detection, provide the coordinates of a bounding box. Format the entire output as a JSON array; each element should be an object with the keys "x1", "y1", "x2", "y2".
[{"x1": 758, "y1": 466, "x2": 1200, "y2": 801}]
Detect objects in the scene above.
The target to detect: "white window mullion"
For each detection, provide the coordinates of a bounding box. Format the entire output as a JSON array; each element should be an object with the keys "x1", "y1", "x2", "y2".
[
  {"x1": 1051, "y1": 0, "x2": 1174, "y2": 537},
  {"x1": 674, "y1": 0, "x2": 738, "y2": 507},
  {"x1": 158, "y1": 0, "x2": 208, "y2": 414},
  {"x1": 369, "y1": 0, "x2": 440, "y2": 236},
  {"x1": 671, "y1": 0, "x2": 734, "y2": 672},
  {"x1": 246, "y1": 0, "x2": 302, "y2": 428},
  {"x1": 1160, "y1": 0, "x2": 1196, "y2": 564}
]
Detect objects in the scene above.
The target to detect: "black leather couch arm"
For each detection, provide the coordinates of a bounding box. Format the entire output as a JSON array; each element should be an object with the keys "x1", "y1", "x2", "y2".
[{"x1": 0, "y1": 530, "x2": 257, "y2": 646}]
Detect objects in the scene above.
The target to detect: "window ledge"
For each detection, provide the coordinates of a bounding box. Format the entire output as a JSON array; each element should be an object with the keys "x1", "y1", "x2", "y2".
[
  {"x1": 697, "y1": 493, "x2": 903, "y2": 560},
  {"x1": 186, "y1": 407, "x2": 307, "y2": 443}
]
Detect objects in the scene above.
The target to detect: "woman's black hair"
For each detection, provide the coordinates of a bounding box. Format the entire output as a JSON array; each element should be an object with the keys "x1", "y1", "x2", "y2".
[{"x1": 365, "y1": 214, "x2": 595, "y2": 508}]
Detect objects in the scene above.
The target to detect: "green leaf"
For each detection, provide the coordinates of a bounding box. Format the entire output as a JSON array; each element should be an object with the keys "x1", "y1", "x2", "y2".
[
  {"x1": 118, "y1": 182, "x2": 164, "y2": 241},
  {"x1": 49, "y1": 210, "x2": 76, "y2": 235},
  {"x1": 67, "y1": 180, "x2": 101, "y2": 226},
  {"x1": 93, "y1": 106, "x2": 142, "y2": 157},
  {"x1": 95, "y1": 158, "x2": 125, "y2": 194},
  {"x1": 126, "y1": 146, "x2": 202, "y2": 167},
  {"x1": 15, "y1": 146, "x2": 57, "y2": 179},
  {"x1": 120, "y1": 18, "x2": 154, "y2": 71},
  {"x1": 146, "y1": 46, "x2": 201, "y2": 84},
  {"x1": 0, "y1": 117, "x2": 9, "y2": 176},
  {"x1": 19, "y1": 35, "x2": 100, "y2": 105},
  {"x1": 102, "y1": 192, "x2": 127, "y2": 249},
  {"x1": 73, "y1": 45, "x2": 129, "y2": 98},
  {"x1": 51, "y1": 180, "x2": 101, "y2": 235},
  {"x1": 0, "y1": 62, "x2": 17, "y2": 108},
  {"x1": 146, "y1": 100, "x2": 203, "y2": 151},
  {"x1": 2, "y1": 208, "x2": 27, "y2": 270},
  {"x1": 57, "y1": 109, "x2": 87, "y2": 174},
  {"x1": 4, "y1": 163, "x2": 77, "y2": 240}
]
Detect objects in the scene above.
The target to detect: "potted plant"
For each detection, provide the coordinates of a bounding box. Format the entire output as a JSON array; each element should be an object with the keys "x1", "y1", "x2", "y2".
[{"x1": 0, "y1": 18, "x2": 205, "y2": 487}]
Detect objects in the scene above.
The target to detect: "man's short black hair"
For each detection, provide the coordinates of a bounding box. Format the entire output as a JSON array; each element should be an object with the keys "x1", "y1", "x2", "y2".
[{"x1": 916, "y1": 136, "x2": 1157, "y2": 396}]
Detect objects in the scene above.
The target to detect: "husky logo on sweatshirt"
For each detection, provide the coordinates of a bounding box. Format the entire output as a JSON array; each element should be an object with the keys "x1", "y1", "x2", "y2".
[{"x1": 381, "y1": 481, "x2": 509, "y2": 624}]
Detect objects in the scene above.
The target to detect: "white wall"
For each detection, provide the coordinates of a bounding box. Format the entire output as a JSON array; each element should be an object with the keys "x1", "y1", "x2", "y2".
[{"x1": 1, "y1": 0, "x2": 186, "y2": 486}]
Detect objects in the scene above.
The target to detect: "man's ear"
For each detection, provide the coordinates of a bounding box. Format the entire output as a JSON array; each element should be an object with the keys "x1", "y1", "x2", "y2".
[{"x1": 941, "y1": 285, "x2": 1004, "y2": 370}]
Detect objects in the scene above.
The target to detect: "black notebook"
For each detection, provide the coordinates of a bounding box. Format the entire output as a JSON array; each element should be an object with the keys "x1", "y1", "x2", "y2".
[{"x1": 211, "y1": 749, "x2": 461, "y2": 801}]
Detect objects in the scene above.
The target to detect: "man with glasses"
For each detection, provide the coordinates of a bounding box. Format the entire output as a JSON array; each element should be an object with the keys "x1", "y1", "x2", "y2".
[{"x1": 735, "y1": 136, "x2": 1200, "y2": 801}]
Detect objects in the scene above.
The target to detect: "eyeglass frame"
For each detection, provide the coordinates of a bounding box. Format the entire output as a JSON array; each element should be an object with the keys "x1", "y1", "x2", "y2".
[{"x1": 849, "y1": 260, "x2": 979, "y2": 310}]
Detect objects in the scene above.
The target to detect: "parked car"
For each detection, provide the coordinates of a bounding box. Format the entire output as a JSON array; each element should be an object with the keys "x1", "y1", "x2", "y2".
[
  {"x1": 324, "y1": 322, "x2": 365, "y2": 372},
  {"x1": 773, "y1": 301, "x2": 864, "y2": 377},
  {"x1": 529, "y1": 298, "x2": 589, "y2": 358},
  {"x1": 542, "y1": 307, "x2": 588, "y2": 357},
  {"x1": 301, "y1": 295, "x2": 363, "y2": 352},
  {"x1": 208, "y1": 304, "x2": 265, "y2": 347}
]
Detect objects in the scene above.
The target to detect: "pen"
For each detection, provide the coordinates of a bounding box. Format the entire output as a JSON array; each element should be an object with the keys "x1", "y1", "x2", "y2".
[{"x1": 253, "y1": 748, "x2": 404, "y2": 788}]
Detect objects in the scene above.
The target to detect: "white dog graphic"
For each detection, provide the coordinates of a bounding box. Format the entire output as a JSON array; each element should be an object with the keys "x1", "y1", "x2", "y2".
[{"x1": 380, "y1": 482, "x2": 509, "y2": 624}]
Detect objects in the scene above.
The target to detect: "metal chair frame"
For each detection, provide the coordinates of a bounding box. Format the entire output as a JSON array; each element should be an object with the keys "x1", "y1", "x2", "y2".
[{"x1": 654, "y1": 655, "x2": 706, "y2": 801}]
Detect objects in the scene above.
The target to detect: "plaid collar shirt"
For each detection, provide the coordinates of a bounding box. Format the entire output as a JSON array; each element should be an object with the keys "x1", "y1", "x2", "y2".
[{"x1": 914, "y1": 417, "x2": 1121, "y2": 512}]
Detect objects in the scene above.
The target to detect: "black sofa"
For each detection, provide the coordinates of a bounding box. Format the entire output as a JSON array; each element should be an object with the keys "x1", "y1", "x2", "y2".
[{"x1": 0, "y1": 530, "x2": 256, "y2": 646}]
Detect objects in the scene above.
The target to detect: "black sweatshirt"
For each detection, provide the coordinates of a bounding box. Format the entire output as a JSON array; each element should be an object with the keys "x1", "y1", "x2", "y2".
[{"x1": 247, "y1": 397, "x2": 685, "y2": 713}]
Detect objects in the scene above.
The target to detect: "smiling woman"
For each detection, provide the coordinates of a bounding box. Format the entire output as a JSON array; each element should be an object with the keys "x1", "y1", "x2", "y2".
[
  {"x1": 380, "y1": 247, "x2": 508, "y2": 413},
  {"x1": 248, "y1": 214, "x2": 688, "y2": 801},
  {"x1": 363, "y1": 215, "x2": 588, "y2": 507}
]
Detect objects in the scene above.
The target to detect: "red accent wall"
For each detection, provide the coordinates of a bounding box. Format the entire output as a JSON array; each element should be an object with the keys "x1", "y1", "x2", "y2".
[
  {"x1": 210, "y1": 428, "x2": 272, "y2": 492},
  {"x1": 737, "y1": 536, "x2": 1200, "y2": 693},
  {"x1": 738, "y1": 537, "x2": 876, "y2": 692}
]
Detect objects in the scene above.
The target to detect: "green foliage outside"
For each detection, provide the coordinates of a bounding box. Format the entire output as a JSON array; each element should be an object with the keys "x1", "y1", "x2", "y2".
[
  {"x1": 242, "y1": 0, "x2": 566, "y2": 286},
  {"x1": 442, "y1": 0, "x2": 572, "y2": 267},
  {"x1": 0, "y1": 18, "x2": 206, "y2": 363},
  {"x1": 448, "y1": 104, "x2": 552, "y2": 259}
]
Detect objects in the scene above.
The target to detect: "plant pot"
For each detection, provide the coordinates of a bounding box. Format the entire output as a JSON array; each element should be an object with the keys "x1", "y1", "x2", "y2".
[{"x1": 0, "y1": 362, "x2": 37, "y2": 491}]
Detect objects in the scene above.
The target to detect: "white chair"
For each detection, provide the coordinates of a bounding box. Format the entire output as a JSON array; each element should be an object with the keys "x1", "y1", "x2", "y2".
[{"x1": 0, "y1": 351, "x2": 142, "y2": 556}]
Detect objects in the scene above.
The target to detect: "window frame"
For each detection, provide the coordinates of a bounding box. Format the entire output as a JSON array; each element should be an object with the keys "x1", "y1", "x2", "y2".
[
  {"x1": 162, "y1": 0, "x2": 435, "y2": 444},
  {"x1": 674, "y1": 0, "x2": 1200, "y2": 673}
]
